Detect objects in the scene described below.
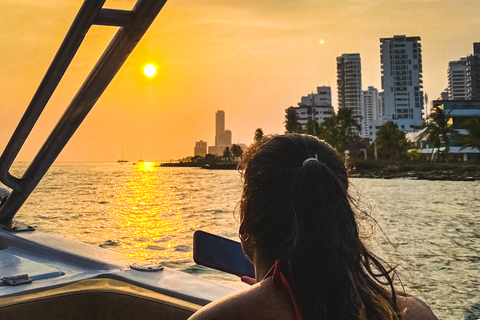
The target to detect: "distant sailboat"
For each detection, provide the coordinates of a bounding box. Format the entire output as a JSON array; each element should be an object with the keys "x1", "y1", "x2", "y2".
[
  {"x1": 117, "y1": 148, "x2": 128, "y2": 163},
  {"x1": 138, "y1": 148, "x2": 144, "y2": 163}
]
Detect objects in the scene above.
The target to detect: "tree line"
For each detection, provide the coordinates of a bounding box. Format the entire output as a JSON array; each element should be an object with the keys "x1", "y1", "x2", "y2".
[{"x1": 285, "y1": 106, "x2": 480, "y2": 161}]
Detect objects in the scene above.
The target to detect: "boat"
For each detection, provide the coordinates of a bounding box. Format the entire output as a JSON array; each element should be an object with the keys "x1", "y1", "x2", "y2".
[
  {"x1": 117, "y1": 148, "x2": 128, "y2": 163},
  {"x1": 0, "y1": 1, "x2": 236, "y2": 318}
]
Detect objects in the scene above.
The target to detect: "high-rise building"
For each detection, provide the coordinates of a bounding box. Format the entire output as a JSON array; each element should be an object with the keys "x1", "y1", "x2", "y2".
[
  {"x1": 286, "y1": 86, "x2": 334, "y2": 129},
  {"x1": 299, "y1": 86, "x2": 332, "y2": 107},
  {"x1": 208, "y1": 110, "x2": 233, "y2": 156},
  {"x1": 466, "y1": 42, "x2": 480, "y2": 100},
  {"x1": 362, "y1": 86, "x2": 383, "y2": 139},
  {"x1": 194, "y1": 140, "x2": 207, "y2": 157},
  {"x1": 380, "y1": 35, "x2": 424, "y2": 132},
  {"x1": 215, "y1": 110, "x2": 226, "y2": 146},
  {"x1": 448, "y1": 58, "x2": 469, "y2": 100},
  {"x1": 474, "y1": 42, "x2": 480, "y2": 54},
  {"x1": 337, "y1": 53, "x2": 362, "y2": 132},
  {"x1": 224, "y1": 129, "x2": 232, "y2": 147},
  {"x1": 445, "y1": 42, "x2": 480, "y2": 102},
  {"x1": 439, "y1": 89, "x2": 449, "y2": 100},
  {"x1": 379, "y1": 91, "x2": 385, "y2": 119}
]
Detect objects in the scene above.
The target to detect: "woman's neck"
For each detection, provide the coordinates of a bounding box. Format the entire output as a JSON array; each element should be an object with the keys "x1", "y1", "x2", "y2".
[{"x1": 254, "y1": 254, "x2": 276, "y2": 282}]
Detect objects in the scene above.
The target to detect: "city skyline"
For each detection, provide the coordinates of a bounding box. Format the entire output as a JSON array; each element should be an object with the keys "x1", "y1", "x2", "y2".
[{"x1": 1, "y1": 1, "x2": 479, "y2": 161}]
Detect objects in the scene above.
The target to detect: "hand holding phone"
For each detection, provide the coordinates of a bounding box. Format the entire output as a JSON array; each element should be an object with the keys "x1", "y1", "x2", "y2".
[{"x1": 193, "y1": 230, "x2": 255, "y2": 278}]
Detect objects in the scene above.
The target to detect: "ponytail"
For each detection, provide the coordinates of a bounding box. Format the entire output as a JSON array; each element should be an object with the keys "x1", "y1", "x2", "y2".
[{"x1": 284, "y1": 156, "x2": 362, "y2": 319}]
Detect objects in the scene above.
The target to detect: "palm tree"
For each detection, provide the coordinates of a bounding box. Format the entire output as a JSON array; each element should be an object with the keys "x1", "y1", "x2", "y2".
[
  {"x1": 334, "y1": 108, "x2": 361, "y2": 153},
  {"x1": 375, "y1": 121, "x2": 409, "y2": 160},
  {"x1": 223, "y1": 147, "x2": 232, "y2": 161},
  {"x1": 231, "y1": 144, "x2": 244, "y2": 159},
  {"x1": 460, "y1": 116, "x2": 480, "y2": 151},
  {"x1": 336, "y1": 108, "x2": 362, "y2": 137},
  {"x1": 285, "y1": 108, "x2": 303, "y2": 133},
  {"x1": 317, "y1": 116, "x2": 339, "y2": 146},
  {"x1": 254, "y1": 128, "x2": 264, "y2": 143},
  {"x1": 305, "y1": 118, "x2": 320, "y2": 136},
  {"x1": 418, "y1": 106, "x2": 457, "y2": 161},
  {"x1": 315, "y1": 108, "x2": 361, "y2": 153}
]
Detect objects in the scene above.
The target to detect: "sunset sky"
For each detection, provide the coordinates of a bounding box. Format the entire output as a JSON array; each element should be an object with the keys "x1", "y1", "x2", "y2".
[{"x1": 1, "y1": 0, "x2": 479, "y2": 162}]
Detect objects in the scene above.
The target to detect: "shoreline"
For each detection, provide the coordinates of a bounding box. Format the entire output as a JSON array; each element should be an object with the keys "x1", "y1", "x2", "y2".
[
  {"x1": 348, "y1": 172, "x2": 479, "y2": 181},
  {"x1": 161, "y1": 161, "x2": 480, "y2": 181},
  {"x1": 349, "y1": 160, "x2": 480, "y2": 181},
  {"x1": 160, "y1": 162, "x2": 239, "y2": 170}
]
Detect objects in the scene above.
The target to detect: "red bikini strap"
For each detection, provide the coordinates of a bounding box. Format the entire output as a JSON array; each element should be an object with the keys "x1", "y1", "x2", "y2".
[{"x1": 273, "y1": 260, "x2": 304, "y2": 320}]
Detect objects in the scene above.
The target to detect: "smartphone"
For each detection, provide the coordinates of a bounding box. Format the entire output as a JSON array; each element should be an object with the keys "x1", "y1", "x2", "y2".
[{"x1": 193, "y1": 230, "x2": 255, "y2": 278}]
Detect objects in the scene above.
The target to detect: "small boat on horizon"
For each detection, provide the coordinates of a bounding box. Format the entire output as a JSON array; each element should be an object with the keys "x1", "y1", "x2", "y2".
[{"x1": 117, "y1": 148, "x2": 128, "y2": 163}]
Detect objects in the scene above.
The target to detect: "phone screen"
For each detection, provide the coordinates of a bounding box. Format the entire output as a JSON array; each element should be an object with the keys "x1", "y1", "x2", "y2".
[{"x1": 193, "y1": 230, "x2": 255, "y2": 278}]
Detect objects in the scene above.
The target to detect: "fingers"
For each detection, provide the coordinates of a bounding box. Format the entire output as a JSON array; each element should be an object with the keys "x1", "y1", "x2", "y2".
[{"x1": 240, "y1": 276, "x2": 256, "y2": 285}]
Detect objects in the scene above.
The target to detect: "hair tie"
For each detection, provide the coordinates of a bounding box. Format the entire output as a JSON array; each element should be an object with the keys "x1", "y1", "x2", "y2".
[{"x1": 302, "y1": 154, "x2": 319, "y2": 166}]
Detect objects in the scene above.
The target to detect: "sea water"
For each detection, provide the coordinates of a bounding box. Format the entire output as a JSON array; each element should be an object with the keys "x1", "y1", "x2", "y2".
[{"x1": 4, "y1": 162, "x2": 480, "y2": 319}]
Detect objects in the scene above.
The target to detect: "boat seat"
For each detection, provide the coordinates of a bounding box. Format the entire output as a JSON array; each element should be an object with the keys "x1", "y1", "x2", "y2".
[{"x1": 0, "y1": 278, "x2": 201, "y2": 320}]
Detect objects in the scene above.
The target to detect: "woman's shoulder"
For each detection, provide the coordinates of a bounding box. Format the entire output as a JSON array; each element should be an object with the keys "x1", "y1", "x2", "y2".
[
  {"x1": 189, "y1": 278, "x2": 295, "y2": 320},
  {"x1": 188, "y1": 284, "x2": 260, "y2": 320},
  {"x1": 189, "y1": 284, "x2": 438, "y2": 320},
  {"x1": 397, "y1": 293, "x2": 438, "y2": 320}
]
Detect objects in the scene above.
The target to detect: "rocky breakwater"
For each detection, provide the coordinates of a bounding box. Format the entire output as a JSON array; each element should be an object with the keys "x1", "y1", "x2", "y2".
[{"x1": 350, "y1": 160, "x2": 480, "y2": 181}]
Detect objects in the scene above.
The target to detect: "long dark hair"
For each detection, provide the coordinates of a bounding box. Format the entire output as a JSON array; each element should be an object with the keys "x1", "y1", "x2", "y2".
[{"x1": 239, "y1": 134, "x2": 401, "y2": 320}]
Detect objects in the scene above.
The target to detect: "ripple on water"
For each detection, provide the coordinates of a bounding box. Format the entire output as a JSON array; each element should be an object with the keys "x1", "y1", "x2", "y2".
[
  {"x1": 174, "y1": 245, "x2": 191, "y2": 252},
  {"x1": 145, "y1": 245, "x2": 166, "y2": 251},
  {"x1": 100, "y1": 240, "x2": 120, "y2": 247}
]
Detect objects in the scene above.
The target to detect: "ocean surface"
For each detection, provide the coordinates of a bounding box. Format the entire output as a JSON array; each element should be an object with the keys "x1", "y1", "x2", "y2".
[{"x1": 4, "y1": 162, "x2": 480, "y2": 319}]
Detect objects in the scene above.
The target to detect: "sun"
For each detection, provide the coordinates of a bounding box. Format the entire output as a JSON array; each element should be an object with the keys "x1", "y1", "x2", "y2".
[{"x1": 143, "y1": 64, "x2": 157, "y2": 77}]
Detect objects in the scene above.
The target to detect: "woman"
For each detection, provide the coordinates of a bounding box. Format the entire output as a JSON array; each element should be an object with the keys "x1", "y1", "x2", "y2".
[{"x1": 190, "y1": 134, "x2": 437, "y2": 320}]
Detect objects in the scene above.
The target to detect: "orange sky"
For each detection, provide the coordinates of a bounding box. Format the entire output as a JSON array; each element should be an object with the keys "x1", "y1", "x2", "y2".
[{"x1": 1, "y1": 0, "x2": 479, "y2": 162}]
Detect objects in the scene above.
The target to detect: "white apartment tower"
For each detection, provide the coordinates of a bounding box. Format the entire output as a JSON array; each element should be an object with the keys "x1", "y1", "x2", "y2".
[
  {"x1": 362, "y1": 86, "x2": 383, "y2": 139},
  {"x1": 448, "y1": 58, "x2": 469, "y2": 100},
  {"x1": 380, "y1": 35, "x2": 424, "y2": 132},
  {"x1": 299, "y1": 86, "x2": 332, "y2": 107},
  {"x1": 337, "y1": 53, "x2": 363, "y2": 130},
  {"x1": 448, "y1": 43, "x2": 480, "y2": 101},
  {"x1": 287, "y1": 86, "x2": 334, "y2": 128}
]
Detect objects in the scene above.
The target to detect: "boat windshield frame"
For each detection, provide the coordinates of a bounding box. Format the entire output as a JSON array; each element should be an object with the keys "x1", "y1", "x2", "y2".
[{"x1": 0, "y1": 0, "x2": 168, "y2": 228}]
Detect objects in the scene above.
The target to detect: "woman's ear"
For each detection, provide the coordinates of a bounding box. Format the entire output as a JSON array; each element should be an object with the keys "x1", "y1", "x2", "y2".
[
  {"x1": 239, "y1": 221, "x2": 249, "y2": 242},
  {"x1": 239, "y1": 220, "x2": 254, "y2": 263}
]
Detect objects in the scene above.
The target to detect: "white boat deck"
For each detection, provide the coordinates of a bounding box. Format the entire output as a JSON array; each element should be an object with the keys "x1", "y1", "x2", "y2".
[{"x1": 0, "y1": 228, "x2": 236, "y2": 305}]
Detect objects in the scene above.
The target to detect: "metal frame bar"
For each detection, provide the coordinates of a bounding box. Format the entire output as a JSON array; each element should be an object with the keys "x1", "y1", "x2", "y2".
[{"x1": 0, "y1": 0, "x2": 168, "y2": 225}]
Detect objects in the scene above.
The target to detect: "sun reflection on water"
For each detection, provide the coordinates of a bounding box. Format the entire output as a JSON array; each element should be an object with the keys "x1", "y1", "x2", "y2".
[
  {"x1": 111, "y1": 163, "x2": 191, "y2": 262},
  {"x1": 12, "y1": 163, "x2": 245, "y2": 286}
]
